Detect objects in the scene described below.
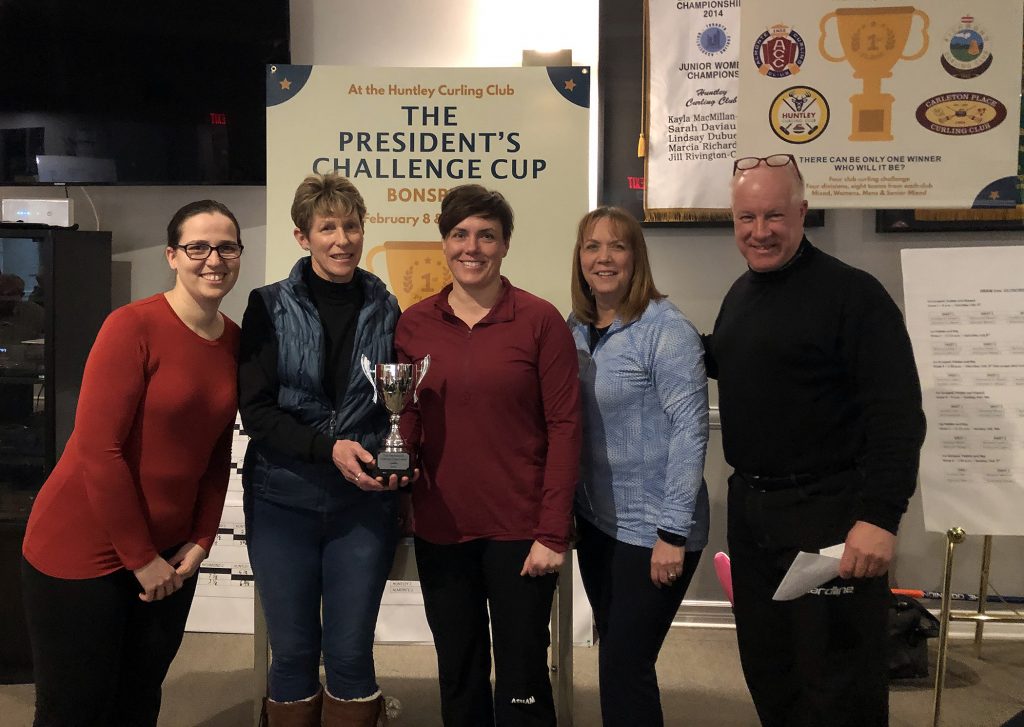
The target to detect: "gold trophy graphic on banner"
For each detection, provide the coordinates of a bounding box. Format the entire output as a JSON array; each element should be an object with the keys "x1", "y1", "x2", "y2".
[
  {"x1": 819, "y1": 6, "x2": 929, "y2": 141},
  {"x1": 366, "y1": 241, "x2": 451, "y2": 311}
]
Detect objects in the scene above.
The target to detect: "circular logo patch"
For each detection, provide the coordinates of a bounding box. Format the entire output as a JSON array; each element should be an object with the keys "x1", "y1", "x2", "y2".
[
  {"x1": 696, "y1": 24, "x2": 731, "y2": 56},
  {"x1": 753, "y1": 24, "x2": 806, "y2": 78},
  {"x1": 916, "y1": 93, "x2": 1007, "y2": 135},
  {"x1": 941, "y1": 16, "x2": 993, "y2": 79},
  {"x1": 769, "y1": 86, "x2": 830, "y2": 144}
]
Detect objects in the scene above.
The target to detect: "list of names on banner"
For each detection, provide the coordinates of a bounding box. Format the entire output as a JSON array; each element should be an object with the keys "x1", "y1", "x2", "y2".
[{"x1": 646, "y1": 0, "x2": 741, "y2": 216}]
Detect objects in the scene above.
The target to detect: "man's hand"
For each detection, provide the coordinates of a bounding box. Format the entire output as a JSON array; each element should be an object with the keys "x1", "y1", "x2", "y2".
[
  {"x1": 839, "y1": 520, "x2": 895, "y2": 579},
  {"x1": 520, "y1": 540, "x2": 565, "y2": 577},
  {"x1": 651, "y1": 539, "x2": 685, "y2": 587}
]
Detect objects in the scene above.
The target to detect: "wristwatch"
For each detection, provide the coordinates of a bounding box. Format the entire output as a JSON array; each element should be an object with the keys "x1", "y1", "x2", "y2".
[{"x1": 657, "y1": 528, "x2": 687, "y2": 547}]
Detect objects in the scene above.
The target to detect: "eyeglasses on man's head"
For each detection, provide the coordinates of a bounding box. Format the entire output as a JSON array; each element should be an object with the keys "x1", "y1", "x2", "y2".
[
  {"x1": 173, "y1": 242, "x2": 244, "y2": 260},
  {"x1": 732, "y1": 154, "x2": 803, "y2": 181}
]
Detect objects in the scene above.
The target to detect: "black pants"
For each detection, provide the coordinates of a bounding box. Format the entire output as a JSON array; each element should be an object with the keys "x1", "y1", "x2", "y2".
[
  {"x1": 576, "y1": 517, "x2": 702, "y2": 727},
  {"x1": 21, "y1": 554, "x2": 198, "y2": 727},
  {"x1": 414, "y1": 537, "x2": 558, "y2": 727},
  {"x1": 727, "y1": 470, "x2": 890, "y2": 727}
]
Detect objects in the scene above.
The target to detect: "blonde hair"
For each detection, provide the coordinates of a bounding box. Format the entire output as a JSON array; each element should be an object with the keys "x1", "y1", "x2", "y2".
[{"x1": 570, "y1": 207, "x2": 664, "y2": 325}]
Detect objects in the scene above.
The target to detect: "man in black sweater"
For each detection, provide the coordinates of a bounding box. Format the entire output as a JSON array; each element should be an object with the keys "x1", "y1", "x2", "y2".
[{"x1": 705, "y1": 155, "x2": 926, "y2": 727}]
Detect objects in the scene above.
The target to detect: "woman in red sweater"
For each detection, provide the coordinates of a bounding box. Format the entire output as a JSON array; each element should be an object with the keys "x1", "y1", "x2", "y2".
[{"x1": 21, "y1": 200, "x2": 244, "y2": 726}]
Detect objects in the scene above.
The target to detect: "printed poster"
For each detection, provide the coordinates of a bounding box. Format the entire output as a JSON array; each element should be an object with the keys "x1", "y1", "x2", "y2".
[
  {"x1": 265, "y1": 65, "x2": 590, "y2": 314},
  {"x1": 902, "y1": 247, "x2": 1024, "y2": 536},
  {"x1": 738, "y1": 1, "x2": 1023, "y2": 208}
]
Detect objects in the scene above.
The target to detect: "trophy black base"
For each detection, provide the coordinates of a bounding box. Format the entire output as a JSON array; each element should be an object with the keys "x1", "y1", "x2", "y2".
[{"x1": 368, "y1": 450, "x2": 414, "y2": 484}]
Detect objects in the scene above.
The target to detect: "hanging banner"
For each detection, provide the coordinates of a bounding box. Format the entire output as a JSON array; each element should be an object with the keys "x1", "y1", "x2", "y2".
[
  {"x1": 265, "y1": 65, "x2": 590, "y2": 314},
  {"x1": 738, "y1": 1, "x2": 1023, "y2": 209},
  {"x1": 901, "y1": 247, "x2": 1024, "y2": 536},
  {"x1": 645, "y1": 0, "x2": 742, "y2": 221}
]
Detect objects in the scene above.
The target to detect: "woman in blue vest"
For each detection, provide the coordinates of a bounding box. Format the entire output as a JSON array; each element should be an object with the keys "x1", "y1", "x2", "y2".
[{"x1": 239, "y1": 173, "x2": 404, "y2": 726}]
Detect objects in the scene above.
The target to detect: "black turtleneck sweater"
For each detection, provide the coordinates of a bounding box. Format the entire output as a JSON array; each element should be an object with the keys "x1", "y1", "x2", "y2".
[
  {"x1": 238, "y1": 265, "x2": 365, "y2": 463},
  {"x1": 705, "y1": 239, "x2": 926, "y2": 534}
]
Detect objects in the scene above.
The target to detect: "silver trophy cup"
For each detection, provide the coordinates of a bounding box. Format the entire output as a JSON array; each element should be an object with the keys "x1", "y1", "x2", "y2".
[{"x1": 359, "y1": 354, "x2": 430, "y2": 481}]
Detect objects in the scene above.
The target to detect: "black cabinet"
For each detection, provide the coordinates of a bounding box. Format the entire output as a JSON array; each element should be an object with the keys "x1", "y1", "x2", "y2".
[{"x1": 0, "y1": 225, "x2": 111, "y2": 683}]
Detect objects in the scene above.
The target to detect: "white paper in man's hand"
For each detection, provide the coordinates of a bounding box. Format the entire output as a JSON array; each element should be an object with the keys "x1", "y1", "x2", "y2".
[{"x1": 772, "y1": 544, "x2": 845, "y2": 601}]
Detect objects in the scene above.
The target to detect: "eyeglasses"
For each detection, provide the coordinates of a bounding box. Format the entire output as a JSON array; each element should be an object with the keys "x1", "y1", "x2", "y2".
[
  {"x1": 733, "y1": 154, "x2": 803, "y2": 181},
  {"x1": 173, "y1": 242, "x2": 244, "y2": 260}
]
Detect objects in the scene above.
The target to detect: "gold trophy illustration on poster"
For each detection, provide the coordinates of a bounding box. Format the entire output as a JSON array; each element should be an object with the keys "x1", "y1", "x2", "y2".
[
  {"x1": 366, "y1": 241, "x2": 451, "y2": 311},
  {"x1": 819, "y1": 6, "x2": 930, "y2": 141}
]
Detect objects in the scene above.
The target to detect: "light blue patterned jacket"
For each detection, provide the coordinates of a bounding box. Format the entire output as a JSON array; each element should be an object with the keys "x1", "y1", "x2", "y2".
[{"x1": 568, "y1": 298, "x2": 710, "y2": 550}]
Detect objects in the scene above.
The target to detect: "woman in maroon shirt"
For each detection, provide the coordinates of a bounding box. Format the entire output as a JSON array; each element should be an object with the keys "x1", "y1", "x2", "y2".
[
  {"x1": 396, "y1": 185, "x2": 580, "y2": 727},
  {"x1": 21, "y1": 200, "x2": 244, "y2": 727}
]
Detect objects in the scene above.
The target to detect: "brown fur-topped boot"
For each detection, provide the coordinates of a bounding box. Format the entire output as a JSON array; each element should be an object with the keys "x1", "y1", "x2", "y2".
[
  {"x1": 262, "y1": 686, "x2": 323, "y2": 727},
  {"x1": 322, "y1": 688, "x2": 388, "y2": 727}
]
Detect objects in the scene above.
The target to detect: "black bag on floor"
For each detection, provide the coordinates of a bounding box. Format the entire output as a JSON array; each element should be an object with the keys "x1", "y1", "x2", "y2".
[{"x1": 888, "y1": 593, "x2": 940, "y2": 679}]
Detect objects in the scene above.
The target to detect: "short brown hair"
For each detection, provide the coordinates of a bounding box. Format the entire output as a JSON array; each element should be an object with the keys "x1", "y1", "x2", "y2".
[
  {"x1": 438, "y1": 184, "x2": 514, "y2": 241},
  {"x1": 291, "y1": 173, "x2": 367, "y2": 236},
  {"x1": 570, "y1": 207, "x2": 664, "y2": 325}
]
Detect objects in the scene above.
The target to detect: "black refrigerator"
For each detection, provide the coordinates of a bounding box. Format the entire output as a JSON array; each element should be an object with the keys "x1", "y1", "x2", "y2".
[{"x1": 0, "y1": 224, "x2": 111, "y2": 683}]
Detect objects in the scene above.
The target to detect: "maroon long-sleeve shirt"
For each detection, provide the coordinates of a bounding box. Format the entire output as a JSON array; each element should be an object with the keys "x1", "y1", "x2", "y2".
[
  {"x1": 23, "y1": 294, "x2": 239, "y2": 578},
  {"x1": 395, "y1": 279, "x2": 580, "y2": 552}
]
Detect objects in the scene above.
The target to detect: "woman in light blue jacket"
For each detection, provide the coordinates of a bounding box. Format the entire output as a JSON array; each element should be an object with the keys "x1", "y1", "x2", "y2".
[{"x1": 567, "y1": 206, "x2": 710, "y2": 727}]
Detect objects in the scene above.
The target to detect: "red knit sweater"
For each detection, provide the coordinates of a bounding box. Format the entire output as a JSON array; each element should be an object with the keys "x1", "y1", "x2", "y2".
[
  {"x1": 395, "y1": 280, "x2": 581, "y2": 552},
  {"x1": 23, "y1": 294, "x2": 240, "y2": 579}
]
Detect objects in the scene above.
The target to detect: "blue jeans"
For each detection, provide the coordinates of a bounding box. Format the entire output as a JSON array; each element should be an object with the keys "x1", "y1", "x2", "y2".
[{"x1": 245, "y1": 493, "x2": 397, "y2": 702}]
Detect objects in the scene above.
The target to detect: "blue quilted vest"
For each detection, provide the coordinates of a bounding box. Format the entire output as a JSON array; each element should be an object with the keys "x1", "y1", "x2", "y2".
[{"x1": 243, "y1": 258, "x2": 400, "y2": 512}]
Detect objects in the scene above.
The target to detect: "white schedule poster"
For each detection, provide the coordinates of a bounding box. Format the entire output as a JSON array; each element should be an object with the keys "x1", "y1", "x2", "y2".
[
  {"x1": 901, "y1": 247, "x2": 1024, "y2": 535},
  {"x1": 185, "y1": 418, "x2": 255, "y2": 633}
]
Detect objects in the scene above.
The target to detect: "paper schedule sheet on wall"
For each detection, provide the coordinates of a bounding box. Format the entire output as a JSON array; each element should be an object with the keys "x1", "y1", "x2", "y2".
[{"x1": 901, "y1": 246, "x2": 1024, "y2": 536}]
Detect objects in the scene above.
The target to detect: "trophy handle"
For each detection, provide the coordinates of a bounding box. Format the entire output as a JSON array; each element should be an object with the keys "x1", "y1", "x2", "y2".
[
  {"x1": 413, "y1": 355, "x2": 431, "y2": 404},
  {"x1": 901, "y1": 9, "x2": 930, "y2": 60},
  {"x1": 359, "y1": 355, "x2": 378, "y2": 404},
  {"x1": 365, "y1": 244, "x2": 387, "y2": 275},
  {"x1": 817, "y1": 12, "x2": 845, "y2": 62}
]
